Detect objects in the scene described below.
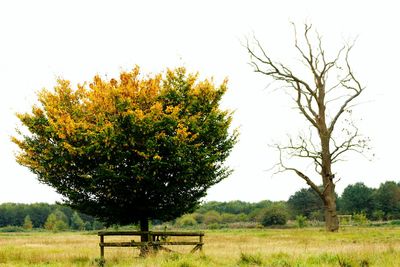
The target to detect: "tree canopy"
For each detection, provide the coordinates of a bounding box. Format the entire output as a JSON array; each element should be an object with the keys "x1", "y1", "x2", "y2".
[
  {"x1": 287, "y1": 187, "x2": 324, "y2": 219},
  {"x1": 339, "y1": 182, "x2": 374, "y2": 216},
  {"x1": 13, "y1": 67, "x2": 237, "y2": 228}
]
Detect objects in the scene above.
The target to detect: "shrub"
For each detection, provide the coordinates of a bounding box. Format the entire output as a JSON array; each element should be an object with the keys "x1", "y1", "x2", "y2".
[
  {"x1": 92, "y1": 220, "x2": 105, "y2": 230},
  {"x1": 192, "y1": 213, "x2": 204, "y2": 224},
  {"x1": 372, "y1": 210, "x2": 385, "y2": 221},
  {"x1": 353, "y1": 212, "x2": 369, "y2": 226},
  {"x1": 84, "y1": 221, "x2": 92, "y2": 230},
  {"x1": 260, "y1": 206, "x2": 288, "y2": 227},
  {"x1": 0, "y1": 226, "x2": 26, "y2": 232},
  {"x1": 23, "y1": 215, "x2": 33, "y2": 230},
  {"x1": 176, "y1": 214, "x2": 197, "y2": 227},
  {"x1": 70, "y1": 212, "x2": 85, "y2": 230},
  {"x1": 295, "y1": 215, "x2": 307, "y2": 228},
  {"x1": 389, "y1": 220, "x2": 400, "y2": 226},
  {"x1": 203, "y1": 211, "x2": 222, "y2": 225}
]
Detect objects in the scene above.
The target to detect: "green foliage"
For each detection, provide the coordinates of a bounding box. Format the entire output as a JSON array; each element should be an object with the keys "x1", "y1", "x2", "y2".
[
  {"x1": 287, "y1": 187, "x2": 324, "y2": 219},
  {"x1": 175, "y1": 214, "x2": 197, "y2": 227},
  {"x1": 70, "y1": 212, "x2": 85, "y2": 230},
  {"x1": 238, "y1": 252, "x2": 263, "y2": 266},
  {"x1": 192, "y1": 213, "x2": 204, "y2": 224},
  {"x1": 203, "y1": 211, "x2": 222, "y2": 225},
  {"x1": 340, "y1": 182, "x2": 374, "y2": 216},
  {"x1": 372, "y1": 210, "x2": 385, "y2": 221},
  {"x1": 13, "y1": 67, "x2": 237, "y2": 227},
  {"x1": 374, "y1": 181, "x2": 400, "y2": 219},
  {"x1": 84, "y1": 221, "x2": 92, "y2": 230},
  {"x1": 44, "y1": 210, "x2": 69, "y2": 231},
  {"x1": 295, "y1": 215, "x2": 307, "y2": 228},
  {"x1": 0, "y1": 226, "x2": 26, "y2": 232},
  {"x1": 260, "y1": 204, "x2": 288, "y2": 227},
  {"x1": 197, "y1": 200, "x2": 255, "y2": 215},
  {"x1": 54, "y1": 220, "x2": 69, "y2": 231},
  {"x1": 23, "y1": 215, "x2": 33, "y2": 230},
  {"x1": 0, "y1": 203, "x2": 96, "y2": 229},
  {"x1": 92, "y1": 220, "x2": 105, "y2": 230},
  {"x1": 44, "y1": 213, "x2": 57, "y2": 231},
  {"x1": 353, "y1": 212, "x2": 369, "y2": 226}
]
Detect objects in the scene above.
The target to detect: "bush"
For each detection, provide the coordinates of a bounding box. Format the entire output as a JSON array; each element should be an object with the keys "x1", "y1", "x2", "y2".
[
  {"x1": 23, "y1": 215, "x2": 33, "y2": 230},
  {"x1": 372, "y1": 210, "x2": 385, "y2": 221},
  {"x1": 295, "y1": 215, "x2": 307, "y2": 228},
  {"x1": 175, "y1": 214, "x2": 197, "y2": 227},
  {"x1": 92, "y1": 220, "x2": 105, "y2": 230},
  {"x1": 389, "y1": 220, "x2": 400, "y2": 226},
  {"x1": 260, "y1": 206, "x2": 288, "y2": 227},
  {"x1": 203, "y1": 211, "x2": 222, "y2": 225},
  {"x1": 353, "y1": 212, "x2": 369, "y2": 226},
  {"x1": 192, "y1": 213, "x2": 204, "y2": 224},
  {"x1": 0, "y1": 226, "x2": 26, "y2": 232}
]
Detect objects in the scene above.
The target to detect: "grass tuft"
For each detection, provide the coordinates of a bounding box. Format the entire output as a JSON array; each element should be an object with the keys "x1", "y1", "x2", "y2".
[{"x1": 238, "y1": 252, "x2": 263, "y2": 266}]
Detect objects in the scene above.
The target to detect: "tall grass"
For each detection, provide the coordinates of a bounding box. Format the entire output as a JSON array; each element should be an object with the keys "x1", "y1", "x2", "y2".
[{"x1": 0, "y1": 227, "x2": 399, "y2": 266}]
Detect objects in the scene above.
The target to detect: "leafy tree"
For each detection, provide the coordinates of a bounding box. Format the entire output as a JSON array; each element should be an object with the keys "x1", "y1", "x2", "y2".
[
  {"x1": 374, "y1": 181, "x2": 400, "y2": 219},
  {"x1": 295, "y1": 215, "x2": 307, "y2": 228},
  {"x1": 52, "y1": 209, "x2": 69, "y2": 225},
  {"x1": 70, "y1": 212, "x2": 85, "y2": 230},
  {"x1": 29, "y1": 203, "x2": 53, "y2": 228},
  {"x1": 44, "y1": 213, "x2": 57, "y2": 231},
  {"x1": 287, "y1": 187, "x2": 324, "y2": 219},
  {"x1": 339, "y1": 182, "x2": 374, "y2": 216},
  {"x1": 247, "y1": 24, "x2": 368, "y2": 231},
  {"x1": 92, "y1": 220, "x2": 105, "y2": 230},
  {"x1": 192, "y1": 213, "x2": 204, "y2": 224},
  {"x1": 23, "y1": 215, "x2": 33, "y2": 230},
  {"x1": 13, "y1": 67, "x2": 237, "y2": 240},
  {"x1": 84, "y1": 221, "x2": 92, "y2": 230},
  {"x1": 203, "y1": 210, "x2": 222, "y2": 225},
  {"x1": 44, "y1": 210, "x2": 69, "y2": 231},
  {"x1": 175, "y1": 214, "x2": 197, "y2": 227},
  {"x1": 260, "y1": 204, "x2": 288, "y2": 227}
]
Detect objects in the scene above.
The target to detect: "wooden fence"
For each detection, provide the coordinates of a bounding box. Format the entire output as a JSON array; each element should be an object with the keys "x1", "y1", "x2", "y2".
[{"x1": 98, "y1": 231, "x2": 204, "y2": 259}]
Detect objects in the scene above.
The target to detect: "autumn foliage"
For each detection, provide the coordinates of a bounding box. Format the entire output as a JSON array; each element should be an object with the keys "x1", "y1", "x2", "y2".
[{"x1": 13, "y1": 67, "x2": 237, "y2": 227}]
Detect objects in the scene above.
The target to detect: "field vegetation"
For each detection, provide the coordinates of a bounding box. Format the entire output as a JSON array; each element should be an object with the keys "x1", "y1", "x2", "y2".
[{"x1": 1, "y1": 227, "x2": 400, "y2": 266}]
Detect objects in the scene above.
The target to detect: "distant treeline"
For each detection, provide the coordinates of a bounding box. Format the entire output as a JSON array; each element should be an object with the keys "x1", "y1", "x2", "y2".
[
  {"x1": 1, "y1": 181, "x2": 399, "y2": 230},
  {"x1": 0, "y1": 203, "x2": 103, "y2": 231}
]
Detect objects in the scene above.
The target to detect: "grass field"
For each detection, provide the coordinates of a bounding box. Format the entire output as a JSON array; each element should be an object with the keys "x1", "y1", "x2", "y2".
[{"x1": 0, "y1": 227, "x2": 400, "y2": 266}]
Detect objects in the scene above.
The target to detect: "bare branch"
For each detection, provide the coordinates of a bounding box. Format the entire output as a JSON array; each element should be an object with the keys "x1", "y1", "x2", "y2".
[
  {"x1": 328, "y1": 44, "x2": 364, "y2": 134},
  {"x1": 273, "y1": 144, "x2": 323, "y2": 197}
]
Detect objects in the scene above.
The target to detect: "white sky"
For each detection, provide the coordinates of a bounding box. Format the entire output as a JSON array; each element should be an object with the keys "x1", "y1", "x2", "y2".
[{"x1": 1, "y1": 0, "x2": 399, "y2": 204}]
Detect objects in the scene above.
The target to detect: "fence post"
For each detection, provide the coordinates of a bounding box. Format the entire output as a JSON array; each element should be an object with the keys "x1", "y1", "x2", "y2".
[{"x1": 100, "y1": 234, "x2": 104, "y2": 258}]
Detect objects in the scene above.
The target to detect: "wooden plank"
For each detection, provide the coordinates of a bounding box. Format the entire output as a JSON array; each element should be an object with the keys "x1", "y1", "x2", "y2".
[
  {"x1": 101, "y1": 242, "x2": 146, "y2": 247},
  {"x1": 98, "y1": 231, "x2": 144, "y2": 236},
  {"x1": 190, "y1": 244, "x2": 202, "y2": 253},
  {"x1": 98, "y1": 231, "x2": 204, "y2": 237},
  {"x1": 101, "y1": 241, "x2": 204, "y2": 247},
  {"x1": 151, "y1": 231, "x2": 204, "y2": 236},
  {"x1": 152, "y1": 241, "x2": 203, "y2": 246}
]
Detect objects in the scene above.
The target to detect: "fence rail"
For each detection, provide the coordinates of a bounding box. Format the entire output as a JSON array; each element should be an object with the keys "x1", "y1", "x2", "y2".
[{"x1": 98, "y1": 230, "x2": 204, "y2": 259}]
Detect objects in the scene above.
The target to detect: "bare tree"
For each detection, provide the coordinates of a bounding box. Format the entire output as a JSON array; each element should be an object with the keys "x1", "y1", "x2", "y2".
[{"x1": 247, "y1": 24, "x2": 368, "y2": 232}]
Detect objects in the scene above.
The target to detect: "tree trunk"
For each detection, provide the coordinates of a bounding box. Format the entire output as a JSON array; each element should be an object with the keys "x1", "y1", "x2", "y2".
[
  {"x1": 319, "y1": 118, "x2": 339, "y2": 231},
  {"x1": 139, "y1": 218, "x2": 149, "y2": 256},
  {"x1": 140, "y1": 218, "x2": 149, "y2": 241},
  {"x1": 323, "y1": 182, "x2": 339, "y2": 232}
]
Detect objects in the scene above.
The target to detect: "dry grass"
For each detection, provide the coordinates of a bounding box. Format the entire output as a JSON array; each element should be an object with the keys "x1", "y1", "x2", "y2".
[{"x1": 0, "y1": 227, "x2": 399, "y2": 266}]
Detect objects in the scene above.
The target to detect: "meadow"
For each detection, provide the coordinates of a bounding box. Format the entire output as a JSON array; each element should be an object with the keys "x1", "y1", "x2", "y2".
[{"x1": 0, "y1": 227, "x2": 400, "y2": 266}]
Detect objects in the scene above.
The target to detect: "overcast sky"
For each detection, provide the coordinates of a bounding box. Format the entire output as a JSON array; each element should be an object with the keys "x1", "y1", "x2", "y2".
[{"x1": 1, "y1": 0, "x2": 399, "y2": 204}]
